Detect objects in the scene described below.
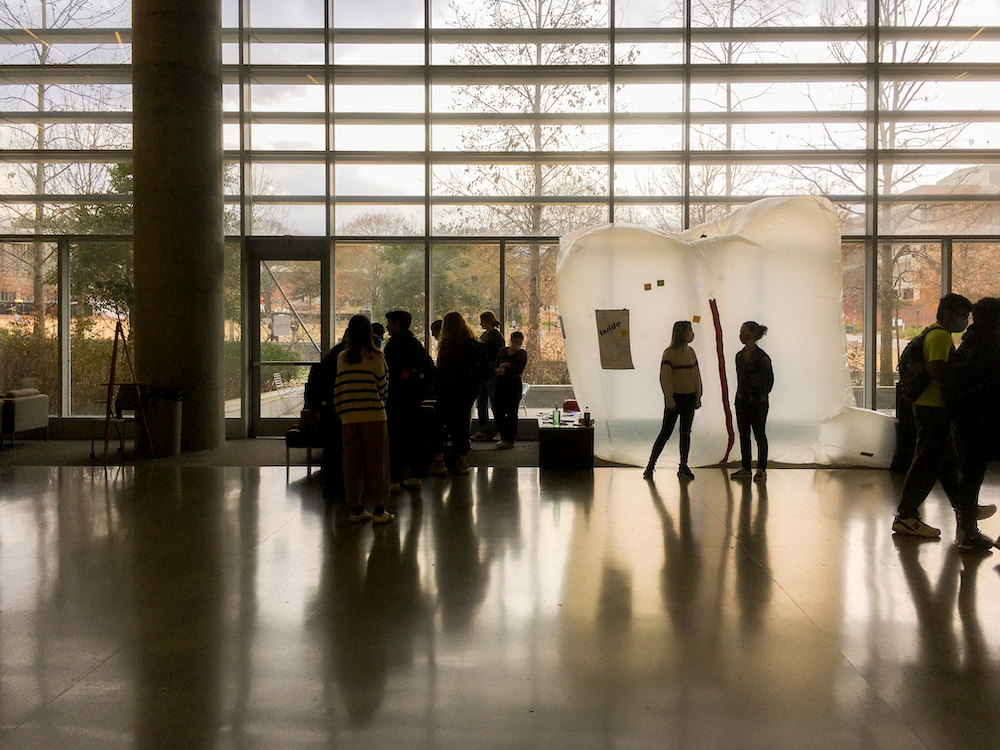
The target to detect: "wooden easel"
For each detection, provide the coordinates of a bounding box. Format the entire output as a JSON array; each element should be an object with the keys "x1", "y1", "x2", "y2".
[{"x1": 102, "y1": 320, "x2": 153, "y2": 464}]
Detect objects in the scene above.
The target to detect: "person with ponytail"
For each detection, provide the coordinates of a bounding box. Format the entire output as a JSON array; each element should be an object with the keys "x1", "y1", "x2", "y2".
[{"x1": 730, "y1": 321, "x2": 773, "y2": 482}]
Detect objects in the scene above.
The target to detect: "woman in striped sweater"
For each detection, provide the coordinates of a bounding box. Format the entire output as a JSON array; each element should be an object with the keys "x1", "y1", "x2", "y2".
[
  {"x1": 643, "y1": 320, "x2": 703, "y2": 481},
  {"x1": 334, "y1": 315, "x2": 394, "y2": 524}
]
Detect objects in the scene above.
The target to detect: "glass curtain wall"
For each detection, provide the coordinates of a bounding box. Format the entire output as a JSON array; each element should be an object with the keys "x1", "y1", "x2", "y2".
[{"x1": 4, "y1": 0, "x2": 1000, "y2": 410}]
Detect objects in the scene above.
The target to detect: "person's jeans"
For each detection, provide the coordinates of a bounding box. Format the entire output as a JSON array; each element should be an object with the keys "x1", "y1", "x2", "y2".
[
  {"x1": 896, "y1": 405, "x2": 961, "y2": 521},
  {"x1": 646, "y1": 393, "x2": 696, "y2": 470},
  {"x1": 493, "y1": 377, "x2": 522, "y2": 444},
  {"x1": 736, "y1": 398, "x2": 769, "y2": 470},
  {"x1": 954, "y1": 421, "x2": 995, "y2": 535},
  {"x1": 475, "y1": 377, "x2": 497, "y2": 435},
  {"x1": 436, "y1": 389, "x2": 477, "y2": 457}
]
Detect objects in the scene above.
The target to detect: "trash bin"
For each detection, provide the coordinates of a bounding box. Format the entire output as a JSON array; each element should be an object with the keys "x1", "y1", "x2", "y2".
[{"x1": 141, "y1": 387, "x2": 183, "y2": 457}]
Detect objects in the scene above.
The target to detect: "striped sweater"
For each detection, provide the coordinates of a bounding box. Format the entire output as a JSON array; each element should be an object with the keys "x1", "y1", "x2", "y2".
[
  {"x1": 333, "y1": 350, "x2": 388, "y2": 424},
  {"x1": 659, "y1": 345, "x2": 702, "y2": 398}
]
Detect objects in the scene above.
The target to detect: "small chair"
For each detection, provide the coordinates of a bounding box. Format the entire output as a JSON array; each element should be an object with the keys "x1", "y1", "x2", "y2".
[
  {"x1": 285, "y1": 409, "x2": 324, "y2": 480},
  {"x1": 519, "y1": 382, "x2": 531, "y2": 415}
]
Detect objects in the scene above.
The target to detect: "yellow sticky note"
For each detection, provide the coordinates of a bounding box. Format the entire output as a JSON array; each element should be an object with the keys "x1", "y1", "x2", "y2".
[{"x1": 692, "y1": 315, "x2": 701, "y2": 323}]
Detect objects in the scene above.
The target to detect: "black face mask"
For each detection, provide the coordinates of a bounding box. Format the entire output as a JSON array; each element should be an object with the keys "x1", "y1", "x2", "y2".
[{"x1": 951, "y1": 319, "x2": 969, "y2": 334}]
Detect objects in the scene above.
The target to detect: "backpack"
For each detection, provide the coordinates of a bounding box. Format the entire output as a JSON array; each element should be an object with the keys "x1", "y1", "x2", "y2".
[{"x1": 897, "y1": 325, "x2": 939, "y2": 401}]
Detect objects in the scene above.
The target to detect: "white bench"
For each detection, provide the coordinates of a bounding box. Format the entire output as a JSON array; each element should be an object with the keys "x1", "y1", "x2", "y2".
[{"x1": 1, "y1": 389, "x2": 50, "y2": 449}]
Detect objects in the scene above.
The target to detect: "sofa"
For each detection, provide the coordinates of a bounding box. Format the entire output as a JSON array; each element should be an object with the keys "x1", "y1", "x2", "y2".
[{"x1": 1, "y1": 389, "x2": 50, "y2": 449}]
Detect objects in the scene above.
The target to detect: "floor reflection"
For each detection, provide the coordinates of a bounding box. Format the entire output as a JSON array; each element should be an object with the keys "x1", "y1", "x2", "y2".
[{"x1": 0, "y1": 465, "x2": 998, "y2": 748}]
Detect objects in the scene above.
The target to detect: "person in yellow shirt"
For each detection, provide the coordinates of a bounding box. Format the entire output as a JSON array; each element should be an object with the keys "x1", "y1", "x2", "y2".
[{"x1": 892, "y1": 294, "x2": 974, "y2": 540}]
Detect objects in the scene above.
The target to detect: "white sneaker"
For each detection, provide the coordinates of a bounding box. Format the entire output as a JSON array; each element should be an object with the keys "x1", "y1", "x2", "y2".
[
  {"x1": 497, "y1": 440, "x2": 514, "y2": 449},
  {"x1": 372, "y1": 511, "x2": 396, "y2": 525},
  {"x1": 350, "y1": 509, "x2": 373, "y2": 523},
  {"x1": 892, "y1": 515, "x2": 940, "y2": 538},
  {"x1": 426, "y1": 459, "x2": 447, "y2": 476}
]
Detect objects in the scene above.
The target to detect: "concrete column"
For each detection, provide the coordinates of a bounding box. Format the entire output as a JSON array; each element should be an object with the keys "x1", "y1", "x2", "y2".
[{"x1": 132, "y1": 0, "x2": 224, "y2": 452}]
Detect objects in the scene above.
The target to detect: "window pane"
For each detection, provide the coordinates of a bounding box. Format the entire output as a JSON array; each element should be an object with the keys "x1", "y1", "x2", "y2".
[
  {"x1": 250, "y1": 0, "x2": 324, "y2": 28},
  {"x1": 337, "y1": 0, "x2": 423, "y2": 28},
  {"x1": 429, "y1": 244, "x2": 501, "y2": 355},
  {"x1": 431, "y1": 203, "x2": 607, "y2": 237},
  {"x1": 335, "y1": 165, "x2": 425, "y2": 197},
  {"x1": 251, "y1": 84, "x2": 326, "y2": 112},
  {"x1": 336, "y1": 124, "x2": 424, "y2": 151},
  {"x1": 251, "y1": 203, "x2": 325, "y2": 235},
  {"x1": 504, "y1": 244, "x2": 567, "y2": 384},
  {"x1": 952, "y1": 242, "x2": 1000, "y2": 301},
  {"x1": 224, "y1": 243, "x2": 242, "y2": 419},
  {"x1": 335, "y1": 206, "x2": 424, "y2": 235},
  {"x1": 259, "y1": 258, "x2": 322, "y2": 417},
  {"x1": 691, "y1": 1, "x2": 803, "y2": 27},
  {"x1": 335, "y1": 241, "x2": 427, "y2": 343},
  {"x1": 614, "y1": 124, "x2": 684, "y2": 151},
  {"x1": 335, "y1": 43, "x2": 424, "y2": 65},
  {"x1": 876, "y1": 241, "x2": 942, "y2": 411},
  {"x1": 433, "y1": 0, "x2": 610, "y2": 29},
  {"x1": 878, "y1": 201, "x2": 1000, "y2": 236},
  {"x1": 249, "y1": 124, "x2": 325, "y2": 150},
  {"x1": 0, "y1": 240, "x2": 58, "y2": 410},
  {"x1": 612, "y1": 203, "x2": 683, "y2": 230},
  {"x1": 249, "y1": 43, "x2": 324, "y2": 65},
  {"x1": 615, "y1": 0, "x2": 682, "y2": 27},
  {"x1": 842, "y1": 242, "x2": 865, "y2": 406},
  {"x1": 253, "y1": 163, "x2": 327, "y2": 197}
]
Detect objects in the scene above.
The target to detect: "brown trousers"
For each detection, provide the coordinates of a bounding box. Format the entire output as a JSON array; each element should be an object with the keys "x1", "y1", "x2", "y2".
[{"x1": 341, "y1": 420, "x2": 390, "y2": 509}]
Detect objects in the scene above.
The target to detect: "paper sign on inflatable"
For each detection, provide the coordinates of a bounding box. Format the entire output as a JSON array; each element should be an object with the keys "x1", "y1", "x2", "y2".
[{"x1": 556, "y1": 196, "x2": 895, "y2": 469}]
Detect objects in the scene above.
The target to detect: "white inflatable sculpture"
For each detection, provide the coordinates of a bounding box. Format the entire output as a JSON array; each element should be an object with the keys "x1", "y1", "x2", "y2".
[{"x1": 557, "y1": 196, "x2": 895, "y2": 468}]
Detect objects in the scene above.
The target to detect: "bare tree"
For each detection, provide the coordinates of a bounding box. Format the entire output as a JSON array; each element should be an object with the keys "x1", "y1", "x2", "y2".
[
  {"x1": 0, "y1": 0, "x2": 129, "y2": 336},
  {"x1": 439, "y1": 0, "x2": 615, "y2": 368},
  {"x1": 812, "y1": 0, "x2": 972, "y2": 384}
]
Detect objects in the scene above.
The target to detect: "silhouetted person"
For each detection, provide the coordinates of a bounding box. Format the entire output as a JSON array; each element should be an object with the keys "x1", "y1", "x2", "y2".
[
  {"x1": 472, "y1": 310, "x2": 504, "y2": 441},
  {"x1": 493, "y1": 330, "x2": 528, "y2": 449},
  {"x1": 893, "y1": 294, "x2": 971, "y2": 540},
  {"x1": 644, "y1": 320, "x2": 702, "y2": 481},
  {"x1": 942, "y1": 296, "x2": 1000, "y2": 551},
  {"x1": 730, "y1": 321, "x2": 774, "y2": 482},
  {"x1": 384, "y1": 309, "x2": 434, "y2": 491},
  {"x1": 334, "y1": 315, "x2": 394, "y2": 524}
]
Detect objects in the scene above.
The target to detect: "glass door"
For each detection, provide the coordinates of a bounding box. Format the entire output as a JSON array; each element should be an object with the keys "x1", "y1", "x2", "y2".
[{"x1": 248, "y1": 237, "x2": 333, "y2": 436}]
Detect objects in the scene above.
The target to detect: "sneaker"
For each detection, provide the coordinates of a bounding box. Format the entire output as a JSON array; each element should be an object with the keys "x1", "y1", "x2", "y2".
[
  {"x1": 455, "y1": 457, "x2": 470, "y2": 475},
  {"x1": 497, "y1": 440, "x2": 514, "y2": 449},
  {"x1": 389, "y1": 482, "x2": 401, "y2": 495},
  {"x1": 677, "y1": 466, "x2": 694, "y2": 480},
  {"x1": 372, "y1": 511, "x2": 396, "y2": 526},
  {"x1": 956, "y1": 528, "x2": 995, "y2": 552},
  {"x1": 892, "y1": 516, "x2": 941, "y2": 538},
  {"x1": 350, "y1": 509, "x2": 373, "y2": 523},
  {"x1": 978, "y1": 504, "x2": 997, "y2": 520},
  {"x1": 402, "y1": 478, "x2": 422, "y2": 490},
  {"x1": 426, "y1": 459, "x2": 448, "y2": 476},
  {"x1": 471, "y1": 431, "x2": 489, "y2": 441},
  {"x1": 730, "y1": 468, "x2": 752, "y2": 479},
  {"x1": 754, "y1": 470, "x2": 767, "y2": 482}
]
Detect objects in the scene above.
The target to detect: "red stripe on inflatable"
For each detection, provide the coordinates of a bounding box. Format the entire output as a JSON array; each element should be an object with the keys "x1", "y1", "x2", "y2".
[{"x1": 710, "y1": 298, "x2": 735, "y2": 463}]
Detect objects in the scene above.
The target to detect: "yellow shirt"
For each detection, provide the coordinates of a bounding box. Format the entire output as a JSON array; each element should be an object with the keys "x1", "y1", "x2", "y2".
[{"x1": 913, "y1": 325, "x2": 954, "y2": 408}]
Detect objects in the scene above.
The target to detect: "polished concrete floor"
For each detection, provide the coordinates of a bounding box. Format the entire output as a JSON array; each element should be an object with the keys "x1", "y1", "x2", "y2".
[{"x1": 0, "y1": 462, "x2": 998, "y2": 749}]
